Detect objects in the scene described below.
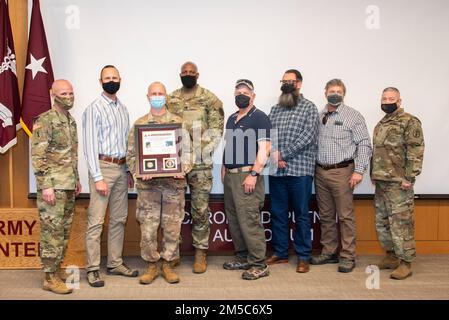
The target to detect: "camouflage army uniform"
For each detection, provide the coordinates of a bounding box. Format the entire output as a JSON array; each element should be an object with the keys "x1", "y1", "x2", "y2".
[
  {"x1": 167, "y1": 86, "x2": 224, "y2": 250},
  {"x1": 127, "y1": 110, "x2": 189, "y2": 262},
  {"x1": 31, "y1": 108, "x2": 79, "y2": 273},
  {"x1": 371, "y1": 108, "x2": 424, "y2": 263}
]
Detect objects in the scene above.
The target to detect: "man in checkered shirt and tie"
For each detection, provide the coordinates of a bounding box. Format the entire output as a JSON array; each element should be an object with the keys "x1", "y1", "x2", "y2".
[
  {"x1": 267, "y1": 69, "x2": 319, "y2": 273},
  {"x1": 311, "y1": 79, "x2": 372, "y2": 273}
]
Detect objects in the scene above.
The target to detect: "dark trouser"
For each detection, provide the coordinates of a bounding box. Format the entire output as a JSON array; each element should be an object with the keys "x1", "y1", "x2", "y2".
[
  {"x1": 315, "y1": 163, "x2": 356, "y2": 260},
  {"x1": 224, "y1": 171, "x2": 267, "y2": 268},
  {"x1": 269, "y1": 176, "x2": 313, "y2": 261}
]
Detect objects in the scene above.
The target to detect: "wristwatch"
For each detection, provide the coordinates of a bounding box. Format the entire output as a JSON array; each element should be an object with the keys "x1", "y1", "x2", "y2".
[{"x1": 250, "y1": 170, "x2": 259, "y2": 177}]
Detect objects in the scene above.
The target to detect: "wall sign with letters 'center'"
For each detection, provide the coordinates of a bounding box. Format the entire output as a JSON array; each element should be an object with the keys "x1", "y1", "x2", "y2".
[{"x1": 0, "y1": 209, "x2": 86, "y2": 269}]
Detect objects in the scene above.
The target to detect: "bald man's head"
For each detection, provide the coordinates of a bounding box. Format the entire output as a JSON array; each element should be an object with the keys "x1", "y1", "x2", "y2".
[
  {"x1": 51, "y1": 79, "x2": 73, "y2": 95},
  {"x1": 181, "y1": 61, "x2": 198, "y2": 73},
  {"x1": 147, "y1": 82, "x2": 167, "y2": 96},
  {"x1": 51, "y1": 79, "x2": 75, "y2": 110},
  {"x1": 180, "y1": 61, "x2": 199, "y2": 89},
  {"x1": 147, "y1": 82, "x2": 168, "y2": 111}
]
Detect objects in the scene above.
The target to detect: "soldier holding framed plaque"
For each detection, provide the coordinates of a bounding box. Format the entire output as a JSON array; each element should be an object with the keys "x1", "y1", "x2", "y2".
[{"x1": 127, "y1": 82, "x2": 191, "y2": 285}]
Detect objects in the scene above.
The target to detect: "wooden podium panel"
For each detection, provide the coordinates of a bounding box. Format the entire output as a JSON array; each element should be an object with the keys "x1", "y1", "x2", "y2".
[{"x1": 0, "y1": 208, "x2": 87, "y2": 270}]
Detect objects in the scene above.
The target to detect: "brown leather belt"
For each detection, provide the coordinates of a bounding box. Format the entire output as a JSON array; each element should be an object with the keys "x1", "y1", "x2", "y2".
[
  {"x1": 99, "y1": 154, "x2": 126, "y2": 165},
  {"x1": 317, "y1": 159, "x2": 354, "y2": 170},
  {"x1": 226, "y1": 166, "x2": 253, "y2": 173}
]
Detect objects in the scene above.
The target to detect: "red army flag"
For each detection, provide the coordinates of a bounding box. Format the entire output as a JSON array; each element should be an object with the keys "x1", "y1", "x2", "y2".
[
  {"x1": 20, "y1": 0, "x2": 54, "y2": 136},
  {"x1": 0, "y1": 0, "x2": 21, "y2": 153}
]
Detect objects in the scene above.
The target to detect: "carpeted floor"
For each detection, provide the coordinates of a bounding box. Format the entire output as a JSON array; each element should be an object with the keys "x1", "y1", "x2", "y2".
[{"x1": 1, "y1": 255, "x2": 449, "y2": 300}]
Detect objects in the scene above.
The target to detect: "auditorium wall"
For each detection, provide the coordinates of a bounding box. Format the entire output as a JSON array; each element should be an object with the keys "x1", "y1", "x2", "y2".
[{"x1": 1, "y1": 0, "x2": 449, "y2": 269}]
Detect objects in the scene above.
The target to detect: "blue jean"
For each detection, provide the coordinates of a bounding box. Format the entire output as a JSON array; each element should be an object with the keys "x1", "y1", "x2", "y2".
[{"x1": 269, "y1": 176, "x2": 313, "y2": 261}]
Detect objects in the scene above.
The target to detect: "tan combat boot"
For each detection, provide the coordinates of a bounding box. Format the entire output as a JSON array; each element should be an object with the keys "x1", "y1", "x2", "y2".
[
  {"x1": 161, "y1": 260, "x2": 180, "y2": 284},
  {"x1": 139, "y1": 262, "x2": 159, "y2": 285},
  {"x1": 170, "y1": 258, "x2": 181, "y2": 268},
  {"x1": 390, "y1": 261, "x2": 413, "y2": 280},
  {"x1": 193, "y1": 249, "x2": 207, "y2": 274},
  {"x1": 43, "y1": 272, "x2": 73, "y2": 294},
  {"x1": 377, "y1": 251, "x2": 400, "y2": 270},
  {"x1": 169, "y1": 236, "x2": 181, "y2": 268}
]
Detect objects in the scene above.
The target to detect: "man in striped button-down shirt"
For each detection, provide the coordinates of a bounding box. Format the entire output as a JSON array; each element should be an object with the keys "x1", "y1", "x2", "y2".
[
  {"x1": 82, "y1": 65, "x2": 138, "y2": 287},
  {"x1": 311, "y1": 79, "x2": 372, "y2": 273},
  {"x1": 267, "y1": 69, "x2": 319, "y2": 274}
]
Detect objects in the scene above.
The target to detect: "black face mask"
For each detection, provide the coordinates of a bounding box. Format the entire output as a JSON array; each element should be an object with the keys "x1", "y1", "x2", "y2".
[
  {"x1": 181, "y1": 75, "x2": 197, "y2": 89},
  {"x1": 381, "y1": 103, "x2": 398, "y2": 114},
  {"x1": 327, "y1": 94, "x2": 343, "y2": 107},
  {"x1": 281, "y1": 83, "x2": 296, "y2": 94},
  {"x1": 235, "y1": 94, "x2": 251, "y2": 109},
  {"x1": 102, "y1": 81, "x2": 120, "y2": 95}
]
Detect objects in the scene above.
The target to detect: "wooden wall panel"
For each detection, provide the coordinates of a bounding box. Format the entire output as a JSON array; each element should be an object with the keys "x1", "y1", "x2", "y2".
[
  {"x1": 2, "y1": 200, "x2": 449, "y2": 269},
  {"x1": 438, "y1": 200, "x2": 449, "y2": 240},
  {"x1": 355, "y1": 200, "x2": 378, "y2": 241},
  {"x1": 415, "y1": 200, "x2": 439, "y2": 241},
  {"x1": 0, "y1": 208, "x2": 86, "y2": 269}
]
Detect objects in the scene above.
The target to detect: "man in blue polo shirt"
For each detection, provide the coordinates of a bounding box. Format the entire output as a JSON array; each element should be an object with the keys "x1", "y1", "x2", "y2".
[{"x1": 221, "y1": 79, "x2": 272, "y2": 280}]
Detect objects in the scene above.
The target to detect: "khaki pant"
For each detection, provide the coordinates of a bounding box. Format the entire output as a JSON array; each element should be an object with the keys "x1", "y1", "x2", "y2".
[
  {"x1": 315, "y1": 163, "x2": 356, "y2": 260},
  {"x1": 224, "y1": 171, "x2": 266, "y2": 268},
  {"x1": 85, "y1": 161, "x2": 128, "y2": 272}
]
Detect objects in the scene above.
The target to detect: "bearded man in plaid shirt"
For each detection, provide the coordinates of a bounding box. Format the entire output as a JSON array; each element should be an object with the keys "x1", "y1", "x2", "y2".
[{"x1": 267, "y1": 69, "x2": 319, "y2": 273}]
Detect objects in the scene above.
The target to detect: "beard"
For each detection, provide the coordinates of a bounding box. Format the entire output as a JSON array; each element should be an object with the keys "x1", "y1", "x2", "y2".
[{"x1": 278, "y1": 90, "x2": 300, "y2": 108}]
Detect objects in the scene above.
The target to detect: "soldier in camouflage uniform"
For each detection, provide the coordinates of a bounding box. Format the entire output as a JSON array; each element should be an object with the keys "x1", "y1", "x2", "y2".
[
  {"x1": 31, "y1": 80, "x2": 81, "y2": 294},
  {"x1": 167, "y1": 61, "x2": 224, "y2": 273},
  {"x1": 371, "y1": 87, "x2": 425, "y2": 280},
  {"x1": 127, "y1": 82, "x2": 192, "y2": 284}
]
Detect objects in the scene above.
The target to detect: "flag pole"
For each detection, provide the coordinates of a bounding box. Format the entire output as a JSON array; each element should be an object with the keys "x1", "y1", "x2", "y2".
[{"x1": 9, "y1": 149, "x2": 14, "y2": 208}]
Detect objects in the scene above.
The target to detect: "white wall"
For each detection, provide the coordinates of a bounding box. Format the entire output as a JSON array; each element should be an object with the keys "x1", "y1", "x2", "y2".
[{"x1": 29, "y1": 0, "x2": 449, "y2": 194}]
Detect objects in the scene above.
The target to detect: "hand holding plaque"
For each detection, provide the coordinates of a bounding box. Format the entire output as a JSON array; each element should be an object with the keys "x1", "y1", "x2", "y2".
[{"x1": 134, "y1": 123, "x2": 184, "y2": 178}]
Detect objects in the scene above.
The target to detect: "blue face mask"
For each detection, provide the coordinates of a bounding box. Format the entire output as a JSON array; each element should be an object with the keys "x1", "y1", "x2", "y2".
[{"x1": 150, "y1": 96, "x2": 166, "y2": 110}]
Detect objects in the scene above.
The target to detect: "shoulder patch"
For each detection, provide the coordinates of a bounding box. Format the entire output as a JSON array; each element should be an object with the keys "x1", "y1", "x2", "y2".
[{"x1": 413, "y1": 129, "x2": 421, "y2": 139}]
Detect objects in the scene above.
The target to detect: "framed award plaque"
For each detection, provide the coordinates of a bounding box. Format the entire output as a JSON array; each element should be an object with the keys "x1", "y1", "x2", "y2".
[{"x1": 134, "y1": 123, "x2": 183, "y2": 178}]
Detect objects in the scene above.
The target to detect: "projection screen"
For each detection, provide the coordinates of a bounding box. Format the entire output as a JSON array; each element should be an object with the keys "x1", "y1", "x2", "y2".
[{"x1": 28, "y1": 0, "x2": 449, "y2": 196}]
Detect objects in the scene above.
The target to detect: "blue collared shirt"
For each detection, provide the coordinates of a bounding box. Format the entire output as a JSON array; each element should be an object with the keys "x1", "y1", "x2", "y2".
[{"x1": 82, "y1": 93, "x2": 130, "y2": 182}]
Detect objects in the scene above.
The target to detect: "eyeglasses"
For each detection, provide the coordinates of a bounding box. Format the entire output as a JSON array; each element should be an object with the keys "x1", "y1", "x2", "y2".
[
  {"x1": 322, "y1": 112, "x2": 333, "y2": 125},
  {"x1": 280, "y1": 80, "x2": 299, "y2": 85}
]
